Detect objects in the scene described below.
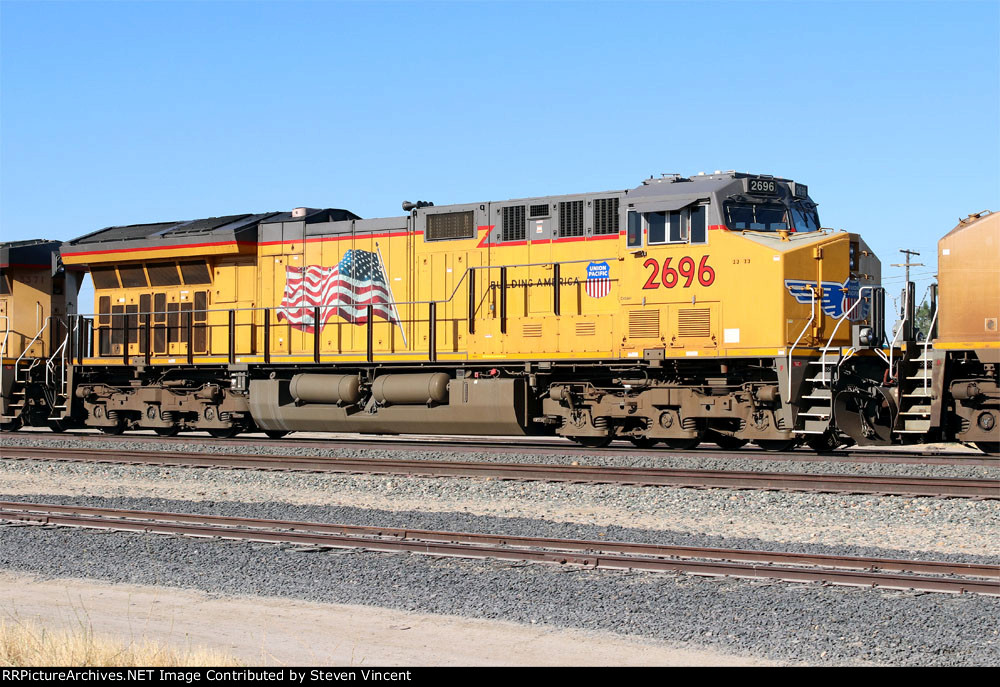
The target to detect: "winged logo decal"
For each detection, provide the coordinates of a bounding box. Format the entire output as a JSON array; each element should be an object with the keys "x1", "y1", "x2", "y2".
[{"x1": 784, "y1": 278, "x2": 872, "y2": 321}]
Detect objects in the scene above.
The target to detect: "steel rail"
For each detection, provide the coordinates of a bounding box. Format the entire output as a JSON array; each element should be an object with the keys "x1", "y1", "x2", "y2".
[
  {"x1": 4, "y1": 430, "x2": 995, "y2": 466},
  {"x1": 2, "y1": 502, "x2": 996, "y2": 596},
  {"x1": 2, "y1": 445, "x2": 997, "y2": 499}
]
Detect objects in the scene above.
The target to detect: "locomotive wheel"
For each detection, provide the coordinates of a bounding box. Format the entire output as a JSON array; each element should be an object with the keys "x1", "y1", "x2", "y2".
[
  {"x1": 629, "y1": 437, "x2": 659, "y2": 449},
  {"x1": 48, "y1": 420, "x2": 68, "y2": 433},
  {"x1": 709, "y1": 432, "x2": 747, "y2": 450},
  {"x1": 571, "y1": 435, "x2": 613, "y2": 448},
  {"x1": 100, "y1": 423, "x2": 125, "y2": 436},
  {"x1": 755, "y1": 439, "x2": 798, "y2": 452},
  {"x1": 154, "y1": 427, "x2": 180, "y2": 437},
  {"x1": 264, "y1": 430, "x2": 289, "y2": 440},
  {"x1": 806, "y1": 431, "x2": 842, "y2": 453},
  {"x1": 662, "y1": 438, "x2": 701, "y2": 451},
  {"x1": 208, "y1": 427, "x2": 241, "y2": 439},
  {"x1": 0, "y1": 417, "x2": 22, "y2": 432}
]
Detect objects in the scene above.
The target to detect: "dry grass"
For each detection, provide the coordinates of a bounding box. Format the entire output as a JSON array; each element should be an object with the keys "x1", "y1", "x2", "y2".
[{"x1": 0, "y1": 618, "x2": 241, "y2": 666}]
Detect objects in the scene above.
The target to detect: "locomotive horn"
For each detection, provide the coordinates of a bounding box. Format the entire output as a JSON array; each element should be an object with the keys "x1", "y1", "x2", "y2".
[{"x1": 402, "y1": 200, "x2": 434, "y2": 211}]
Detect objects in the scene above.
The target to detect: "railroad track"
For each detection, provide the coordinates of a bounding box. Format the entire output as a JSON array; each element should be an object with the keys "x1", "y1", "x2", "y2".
[
  {"x1": 2, "y1": 445, "x2": 997, "y2": 499},
  {"x1": 2, "y1": 501, "x2": 997, "y2": 596},
  {"x1": 3, "y1": 429, "x2": 996, "y2": 466}
]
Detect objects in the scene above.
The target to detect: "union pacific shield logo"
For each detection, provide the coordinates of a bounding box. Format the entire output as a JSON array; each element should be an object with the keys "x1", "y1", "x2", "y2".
[{"x1": 586, "y1": 261, "x2": 611, "y2": 298}]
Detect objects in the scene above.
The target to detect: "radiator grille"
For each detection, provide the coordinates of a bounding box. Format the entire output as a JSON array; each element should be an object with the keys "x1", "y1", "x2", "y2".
[
  {"x1": 502, "y1": 205, "x2": 526, "y2": 242},
  {"x1": 522, "y1": 323, "x2": 543, "y2": 338},
  {"x1": 678, "y1": 308, "x2": 711, "y2": 337},
  {"x1": 426, "y1": 211, "x2": 475, "y2": 241},
  {"x1": 575, "y1": 321, "x2": 596, "y2": 336},
  {"x1": 628, "y1": 310, "x2": 660, "y2": 338},
  {"x1": 593, "y1": 197, "x2": 620, "y2": 235},
  {"x1": 529, "y1": 204, "x2": 550, "y2": 218},
  {"x1": 558, "y1": 200, "x2": 584, "y2": 237}
]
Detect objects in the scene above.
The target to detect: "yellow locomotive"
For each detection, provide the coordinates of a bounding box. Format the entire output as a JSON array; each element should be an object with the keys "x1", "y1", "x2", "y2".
[
  {"x1": 52, "y1": 172, "x2": 884, "y2": 449},
  {"x1": 0, "y1": 240, "x2": 79, "y2": 431}
]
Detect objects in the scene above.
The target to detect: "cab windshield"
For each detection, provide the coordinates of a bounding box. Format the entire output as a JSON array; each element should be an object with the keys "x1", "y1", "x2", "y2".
[
  {"x1": 724, "y1": 202, "x2": 789, "y2": 232},
  {"x1": 790, "y1": 202, "x2": 820, "y2": 232},
  {"x1": 724, "y1": 200, "x2": 821, "y2": 232}
]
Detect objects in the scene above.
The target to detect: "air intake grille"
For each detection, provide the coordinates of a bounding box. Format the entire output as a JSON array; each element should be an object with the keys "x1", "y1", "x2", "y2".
[
  {"x1": 522, "y1": 323, "x2": 543, "y2": 338},
  {"x1": 530, "y1": 204, "x2": 550, "y2": 218},
  {"x1": 502, "y1": 205, "x2": 526, "y2": 242},
  {"x1": 593, "y1": 197, "x2": 620, "y2": 235},
  {"x1": 628, "y1": 310, "x2": 660, "y2": 338},
  {"x1": 558, "y1": 200, "x2": 584, "y2": 238},
  {"x1": 678, "y1": 308, "x2": 711, "y2": 337},
  {"x1": 575, "y1": 321, "x2": 596, "y2": 336}
]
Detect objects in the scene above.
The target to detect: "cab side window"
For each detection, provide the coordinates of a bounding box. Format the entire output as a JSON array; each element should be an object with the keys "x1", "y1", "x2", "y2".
[
  {"x1": 689, "y1": 205, "x2": 707, "y2": 244},
  {"x1": 633, "y1": 204, "x2": 708, "y2": 246}
]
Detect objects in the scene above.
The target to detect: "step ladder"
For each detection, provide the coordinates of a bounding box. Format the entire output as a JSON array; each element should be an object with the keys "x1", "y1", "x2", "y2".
[
  {"x1": 797, "y1": 347, "x2": 841, "y2": 435},
  {"x1": 895, "y1": 350, "x2": 933, "y2": 435}
]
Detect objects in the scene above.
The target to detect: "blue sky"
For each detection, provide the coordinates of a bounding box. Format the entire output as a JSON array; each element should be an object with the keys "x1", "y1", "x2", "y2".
[{"x1": 2, "y1": 0, "x2": 998, "y2": 309}]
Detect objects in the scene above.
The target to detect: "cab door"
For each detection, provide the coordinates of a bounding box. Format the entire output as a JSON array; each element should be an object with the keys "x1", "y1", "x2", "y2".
[{"x1": 621, "y1": 201, "x2": 714, "y2": 350}]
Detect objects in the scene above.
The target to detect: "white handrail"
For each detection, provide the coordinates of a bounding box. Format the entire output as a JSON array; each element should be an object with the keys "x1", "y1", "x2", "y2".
[
  {"x1": 14, "y1": 316, "x2": 52, "y2": 383},
  {"x1": 820, "y1": 285, "x2": 878, "y2": 383},
  {"x1": 886, "y1": 285, "x2": 909, "y2": 377},
  {"x1": 922, "y1": 303, "x2": 939, "y2": 392},
  {"x1": 46, "y1": 331, "x2": 69, "y2": 387},
  {"x1": 0, "y1": 315, "x2": 10, "y2": 408},
  {"x1": 786, "y1": 288, "x2": 816, "y2": 402}
]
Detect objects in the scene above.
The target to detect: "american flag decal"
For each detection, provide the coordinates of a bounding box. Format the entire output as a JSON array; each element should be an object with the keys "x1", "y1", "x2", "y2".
[{"x1": 277, "y1": 249, "x2": 399, "y2": 332}]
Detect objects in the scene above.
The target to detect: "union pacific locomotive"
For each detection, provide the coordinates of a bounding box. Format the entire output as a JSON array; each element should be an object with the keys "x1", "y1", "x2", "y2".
[{"x1": 1, "y1": 172, "x2": 996, "y2": 454}]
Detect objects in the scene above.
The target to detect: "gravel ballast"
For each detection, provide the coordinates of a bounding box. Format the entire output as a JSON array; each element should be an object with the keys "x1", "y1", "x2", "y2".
[
  {"x1": 2, "y1": 433, "x2": 996, "y2": 479},
  {"x1": 0, "y1": 518, "x2": 996, "y2": 667},
  {"x1": 2, "y1": 431, "x2": 997, "y2": 666},
  {"x1": 1, "y1": 457, "x2": 997, "y2": 555}
]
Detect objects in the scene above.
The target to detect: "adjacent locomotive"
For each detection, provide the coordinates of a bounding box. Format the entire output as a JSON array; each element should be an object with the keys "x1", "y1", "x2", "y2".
[
  {"x1": 43, "y1": 171, "x2": 885, "y2": 450},
  {"x1": 0, "y1": 239, "x2": 79, "y2": 431},
  {"x1": 932, "y1": 211, "x2": 999, "y2": 452}
]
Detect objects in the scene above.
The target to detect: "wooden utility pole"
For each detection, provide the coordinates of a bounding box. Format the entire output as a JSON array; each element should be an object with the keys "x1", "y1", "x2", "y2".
[{"x1": 891, "y1": 249, "x2": 924, "y2": 284}]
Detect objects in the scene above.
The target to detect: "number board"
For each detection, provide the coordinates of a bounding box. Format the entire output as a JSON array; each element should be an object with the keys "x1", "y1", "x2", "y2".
[{"x1": 746, "y1": 178, "x2": 779, "y2": 195}]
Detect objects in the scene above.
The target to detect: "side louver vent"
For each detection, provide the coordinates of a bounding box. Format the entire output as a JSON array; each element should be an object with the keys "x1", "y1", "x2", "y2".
[
  {"x1": 558, "y1": 200, "x2": 584, "y2": 237},
  {"x1": 593, "y1": 197, "x2": 620, "y2": 235},
  {"x1": 575, "y1": 321, "x2": 597, "y2": 336},
  {"x1": 502, "y1": 205, "x2": 526, "y2": 242},
  {"x1": 628, "y1": 310, "x2": 660, "y2": 338},
  {"x1": 522, "y1": 323, "x2": 543, "y2": 338},
  {"x1": 678, "y1": 308, "x2": 711, "y2": 337}
]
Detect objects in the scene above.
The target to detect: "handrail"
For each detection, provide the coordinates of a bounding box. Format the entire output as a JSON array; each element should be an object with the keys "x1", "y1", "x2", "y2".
[
  {"x1": 71, "y1": 257, "x2": 627, "y2": 362},
  {"x1": 0, "y1": 315, "x2": 10, "y2": 406},
  {"x1": 886, "y1": 284, "x2": 910, "y2": 377},
  {"x1": 14, "y1": 316, "x2": 52, "y2": 383},
  {"x1": 46, "y1": 331, "x2": 69, "y2": 388},
  {"x1": 820, "y1": 285, "x2": 878, "y2": 383},
  {"x1": 74, "y1": 257, "x2": 605, "y2": 321},
  {"x1": 922, "y1": 303, "x2": 939, "y2": 392},
  {"x1": 786, "y1": 288, "x2": 816, "y2": 402}
]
